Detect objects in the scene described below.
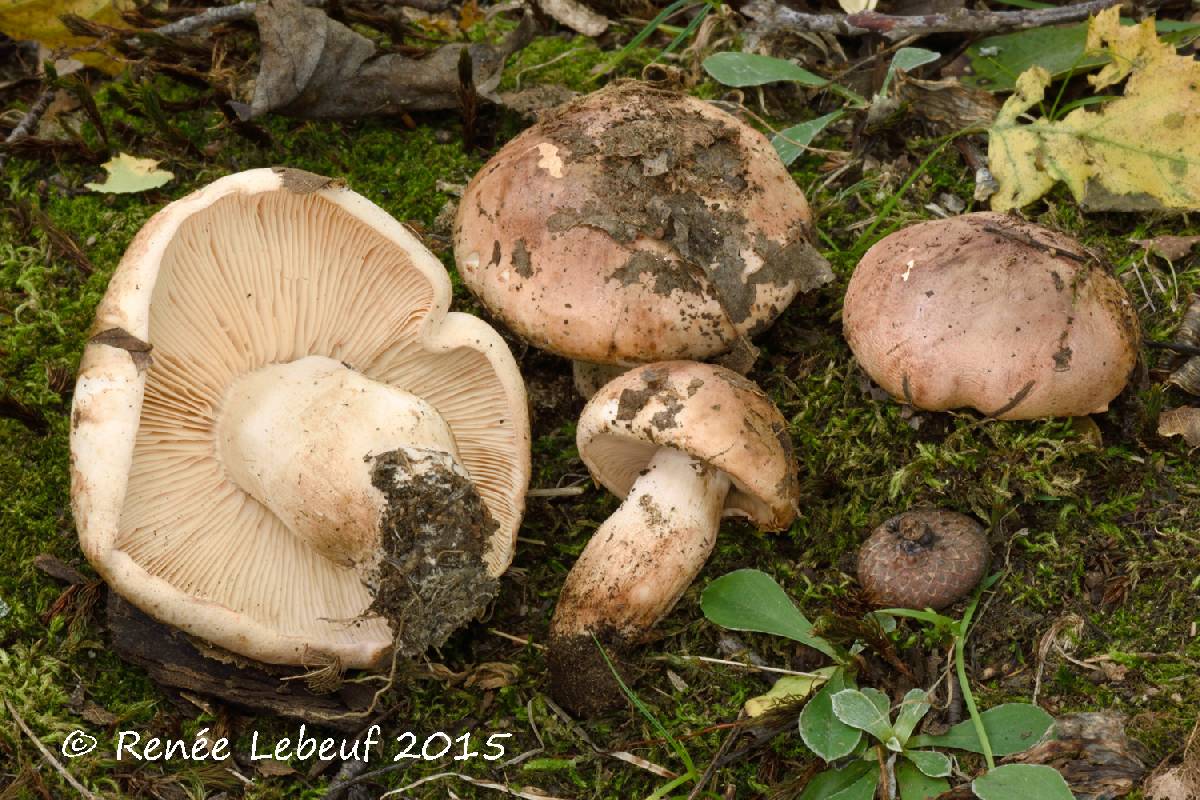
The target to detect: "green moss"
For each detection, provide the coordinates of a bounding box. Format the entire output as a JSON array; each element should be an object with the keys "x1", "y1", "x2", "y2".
[{"x1": 3, "y1": 39, "x2": 1200, "y2": 799}]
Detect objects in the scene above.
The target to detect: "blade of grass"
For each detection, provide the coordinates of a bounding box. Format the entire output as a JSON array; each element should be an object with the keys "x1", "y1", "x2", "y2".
[
  {"x1": 656, "y1": 4, "x2": 710, "y2": 60},
  {"x1": 850, "y1": 136, "x2": 956, "y2": 256},
  {"x1": 595, "y1": 637, "x2": 697, "y2": 778},
  {"x1": 954, "y1": 574, "x2": 1002, "y2": 771},
  {"x1": 593, "y1": 0, "x2": 697, "y2": 77}
]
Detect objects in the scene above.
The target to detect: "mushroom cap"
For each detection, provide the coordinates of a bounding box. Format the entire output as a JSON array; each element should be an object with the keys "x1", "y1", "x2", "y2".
[
  {"x1": 857, "y1": 510, "x2": 989, "y2": 610},
  {"x1": 454, "y1": 81, "x2": 832, "y2": 366},
  {"x1": 70, "y1": 168, "x2": 531, "y2": 668},
  {"x1": 842, "y1": 212, "x2": 1140, "y2": 419},
  {"x1": 576, "y1": 361, "x2": 799, "y2": 530}
]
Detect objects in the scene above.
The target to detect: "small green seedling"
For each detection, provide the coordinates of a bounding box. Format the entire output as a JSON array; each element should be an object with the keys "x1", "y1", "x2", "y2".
[
  {"x1": 701, "y1": 48, "x2": 938, "y2": 165},
  {"x1": 701, "y1": 569, "x2": 1067, "y2": 800}
]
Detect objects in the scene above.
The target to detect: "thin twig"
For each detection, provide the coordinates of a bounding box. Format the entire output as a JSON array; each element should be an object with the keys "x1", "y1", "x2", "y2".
[
  {"x1": 149, "y1": 0, "x2": 444, "y2": 36},
  {"x1": 741, "y1": 0, "x2": 1122, "y2": 42},
  {"x1": 1147, "y1": 340, "x2": 1200, "y2": 358},
  {"x1": 5, "y1": 700, "x2": 100, "y2": 800},
  {"x1": 380, "y1": 771, "x2": 568, "y2": 799},
  {"x1": 152, "y1": 0, "x2": 257, "y2": 34},
  {"x1": 527, "y1": 486, "x2": 586, "y2": 498},
  {"x1": 685, "y1": 711, "x2": 744, "y2": 800},
  {"x1": 657, "y1": 654, "x2": 825, "y2": 678},
  {"x1": 489, "y1": 628, "x2": 546, "y2": 650},
  {"x1": 0, "y1": 87, "x2": 55, "y2": 171}
]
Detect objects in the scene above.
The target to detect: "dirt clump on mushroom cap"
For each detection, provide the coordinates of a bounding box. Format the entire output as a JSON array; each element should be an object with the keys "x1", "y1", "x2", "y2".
[
  {"x1": 842, "y1": 212, "x2": 1140, "y2": 419},
  {"x1": 455, "y1": 81, "x2": 832, "y2": 366},
  {"x1": 857, "y1": 510, "x2": 990, "y2": 611}
]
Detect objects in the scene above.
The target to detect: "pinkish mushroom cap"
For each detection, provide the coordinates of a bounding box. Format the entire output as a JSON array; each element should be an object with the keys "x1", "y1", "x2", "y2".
[
  {"x1": 454, "y1": 82, "x2": 831, "y2": 368},
  {"x1": 843, "y1": 212, "x2": 1140, "y2": 419}
]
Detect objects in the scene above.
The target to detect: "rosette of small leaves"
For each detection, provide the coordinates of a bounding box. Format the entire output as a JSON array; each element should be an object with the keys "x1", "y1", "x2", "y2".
[{"x1": 701, "y1": 569, "x2": 1069, "y2": 800}]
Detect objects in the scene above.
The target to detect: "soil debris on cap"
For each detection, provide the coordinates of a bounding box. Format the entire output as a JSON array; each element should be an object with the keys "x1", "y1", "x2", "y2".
[
  {"x1": 537, "y1": 84, "x2": 823, "y2": 327},
  {"x1": 367, "y1": 448, "x2": 500, "y2": 656}
]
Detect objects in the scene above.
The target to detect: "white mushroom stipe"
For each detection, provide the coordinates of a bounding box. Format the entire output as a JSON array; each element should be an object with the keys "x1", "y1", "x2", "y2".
[
  {"x1": 216, "y1": 355, "x2": 461, "y2": 570},
  {"x1": 551, "y1": 447, "x2": 731, "y2": 637}
]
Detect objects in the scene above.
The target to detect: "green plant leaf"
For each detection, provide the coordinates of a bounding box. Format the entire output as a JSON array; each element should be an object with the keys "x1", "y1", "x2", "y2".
[
  {"x1": 892, "y1": 689, "x2": 931, "y2": 745},
  {"x1": 703, "y1": 52, "x2": 827, "y2": 88},
  {"x1": 799, "y1": 761, "x2": 878, "y2": 800},
  {"x1": 881, "y1": 47, "x2": 939, "y2": 94},
  {"x1": 903, "y1": 750, "x2": 951, "y2": 778},
  {"x1": 909, "y1": 703, "x2": 1053, "y2": 756},
  {"x1": 896, "y1": 758, "x2": 950, "y2": 800},
  {"x1": 799, "y1": 669, "x2": 861, "y2": 761},
  {"x1": 972, "y1": 764, "x2": 1074, "y2": 800},
  {"x1": 966, "y1": 18, "x2": 1200, "y2": 92},
  {"x1": 831, "y1": 689, "x2": 895, "y2": 745},
  {"x1": 772, "y1": 111, "x2": 842, "y2": 166},
  {"x1": 861, "y1": 687, "x2": 891, "y2": 717},
  {"x1": 85, "y1": 153, "x2": 174, "y2": 194},
  {"x1": 701, "y1": 569, "x2": 838, "y2": 658}
]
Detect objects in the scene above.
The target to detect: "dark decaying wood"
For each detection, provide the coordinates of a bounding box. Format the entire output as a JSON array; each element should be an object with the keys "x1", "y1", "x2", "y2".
[{"x1": 106, "y1": 593, "x2": 373, "y2": 733}]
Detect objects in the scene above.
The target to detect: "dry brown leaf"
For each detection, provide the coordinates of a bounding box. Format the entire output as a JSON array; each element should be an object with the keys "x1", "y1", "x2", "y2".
[
  {"x1": 536, "y1": 0, "x2": 609, "y2": 36},
  {"x1": 1133, "y1": 235, "x2": 1200, "y2": 263},
  {"x1": 1145, "y1": 718, "x2": 1200, "y2": 800},
  {"x1": 1010, "y1": 713, "x2": 1146, "y2": 800},
  {"x1": 989, "y1": 7, "x2": 1200, "y2": 213},
  {"x1": 1157, "y1": 407, "x2": 1200, "y2": 446},
  {"x1": 895, "y1": 73, "x2": 1000, "y2": 132},
  {"x1": 242, "y1": 0, "x2": 534, "y2": 120}
]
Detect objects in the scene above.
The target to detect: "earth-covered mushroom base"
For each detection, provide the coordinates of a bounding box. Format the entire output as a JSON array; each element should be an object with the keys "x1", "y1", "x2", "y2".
[{"x1": 369, "y1": 449, "x2": 499, "y2": 656}]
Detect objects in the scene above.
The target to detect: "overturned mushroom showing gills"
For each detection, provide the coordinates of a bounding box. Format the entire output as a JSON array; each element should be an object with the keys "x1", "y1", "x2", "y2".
[
  {"x1": 843, "y1": 212, "x2": 1139, "y2": 419},
  {"x1": 454, "y1": 82, "x2": 832, "y2": 393},
  {"x1": 549, "y1": 361, "x2": 799, "y2": 714},
  {"x1": 857, "y1": 510, "x2": 989, "y2": 611},
  {"x1": 71, "y1": 168, "x2": 530, "y2": 669}
]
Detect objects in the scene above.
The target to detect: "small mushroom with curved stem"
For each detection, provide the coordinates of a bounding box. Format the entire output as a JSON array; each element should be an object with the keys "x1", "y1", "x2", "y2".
[
  {"x1": 454, "y1": 81, "x2": 832, "y2": 396},
  {"x1": 547, "y1": 361, "x2": 800, "y2": 715},
  {"x1": 843, "y1": 212, "x2": 1140, "y2": 419},
  {"x1": 857, "y1": 510, "x2": 990, "y2": 611}
]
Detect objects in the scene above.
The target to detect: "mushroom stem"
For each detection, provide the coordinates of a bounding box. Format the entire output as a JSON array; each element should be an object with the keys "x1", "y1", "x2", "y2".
[
  {"x1": 216, "y1": 355, "x2": 461, "y2": 569},
  {"x1": 548, "y1": 446, "x2": 730, "y2": 713}
]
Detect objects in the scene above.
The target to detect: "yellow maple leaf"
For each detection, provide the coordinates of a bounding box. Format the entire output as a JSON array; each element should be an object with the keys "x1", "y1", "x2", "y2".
[
  {"x1": 0, "y1": 0, "x2": 133, "y2": 74},
  {"x1": 988, "y1": 6, "x2": 1200, "y2": 213},
  {"x1": 85, "y1": 153, "x2": 173, "y2": 194}
]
